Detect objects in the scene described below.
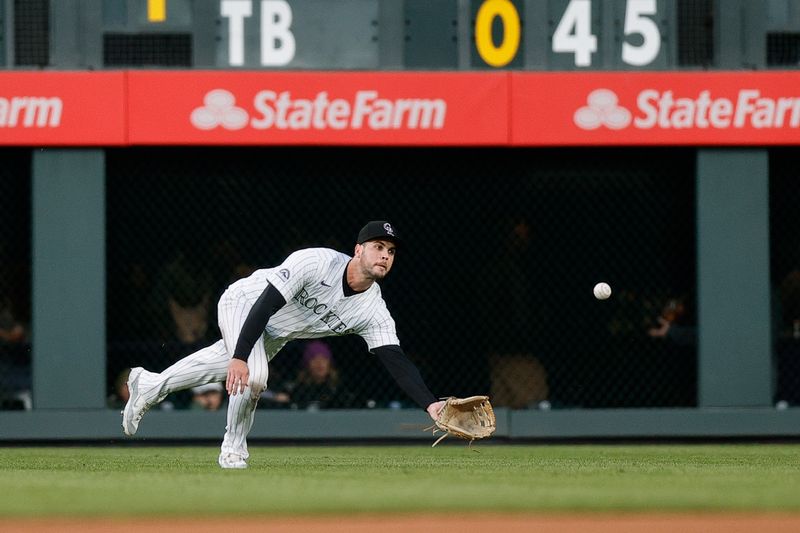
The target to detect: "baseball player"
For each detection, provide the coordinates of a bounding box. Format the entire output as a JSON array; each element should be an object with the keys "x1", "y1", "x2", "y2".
[{"x1": 122, "y1": 221, "x2": 446, "y2": 468}]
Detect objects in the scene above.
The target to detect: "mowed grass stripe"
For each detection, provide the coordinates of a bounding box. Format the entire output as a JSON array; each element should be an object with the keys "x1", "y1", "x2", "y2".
[{"x1": 0, "y1": 445, "x2": 799, "y2": 516}]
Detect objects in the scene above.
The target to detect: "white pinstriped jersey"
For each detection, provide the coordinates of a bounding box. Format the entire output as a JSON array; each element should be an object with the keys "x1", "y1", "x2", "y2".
[{"x1": 227, "y1": 247, "x2": 400, "y2": 360}]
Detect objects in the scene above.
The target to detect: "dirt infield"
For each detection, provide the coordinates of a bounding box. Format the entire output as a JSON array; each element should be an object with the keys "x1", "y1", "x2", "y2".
[{"x1": 4, "y1": 514, "x2": 800, "y2": 532}]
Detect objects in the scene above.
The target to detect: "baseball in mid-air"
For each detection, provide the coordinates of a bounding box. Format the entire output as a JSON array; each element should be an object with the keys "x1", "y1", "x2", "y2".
[{"x1": 593, "y1": 282, "x2": 612, "y2": 300}]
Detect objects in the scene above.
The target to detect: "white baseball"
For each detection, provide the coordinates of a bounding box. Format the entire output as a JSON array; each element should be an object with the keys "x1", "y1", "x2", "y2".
[{"x1": 593, "y1": 282, "x2": 612, "y2": 300}]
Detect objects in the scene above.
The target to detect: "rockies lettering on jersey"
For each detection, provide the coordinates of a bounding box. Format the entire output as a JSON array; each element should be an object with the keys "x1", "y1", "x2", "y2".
[{"x1": 293, "y1": 287, "x2": 350, "y2": 334}]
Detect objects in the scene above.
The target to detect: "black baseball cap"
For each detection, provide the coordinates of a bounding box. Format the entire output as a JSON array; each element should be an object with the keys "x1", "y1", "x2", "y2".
[{"x1": 357, "y1": 221, "x2": 401, "y2": 247}]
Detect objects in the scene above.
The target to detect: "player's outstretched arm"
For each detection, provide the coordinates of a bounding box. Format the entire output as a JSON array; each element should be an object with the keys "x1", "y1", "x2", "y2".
[{"x1": 373, "y1": 345, "x2": 439, "y2": 417}]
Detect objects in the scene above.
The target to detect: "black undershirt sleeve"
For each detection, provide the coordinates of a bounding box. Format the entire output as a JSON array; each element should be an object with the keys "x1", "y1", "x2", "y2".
[
  {"x1": 373, "y1": 345, "x2": 437, "y2": 410},
  {"x1": 232, "y1": 284, "x2": 287, "y2": 361}
]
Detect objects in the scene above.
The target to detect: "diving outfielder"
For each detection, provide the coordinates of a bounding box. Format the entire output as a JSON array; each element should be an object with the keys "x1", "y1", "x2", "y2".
[{"x1": 122, "y1": 221, "x2": 446, "y2": 468}]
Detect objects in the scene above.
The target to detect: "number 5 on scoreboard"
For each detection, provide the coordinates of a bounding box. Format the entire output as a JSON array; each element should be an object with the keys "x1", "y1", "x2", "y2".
[
  {"x1": 552, "y1": 0, "x2": 661, "y2": 68},
  {"x1": 622, "y1": 0, "x2": 661, "y2": 66}
]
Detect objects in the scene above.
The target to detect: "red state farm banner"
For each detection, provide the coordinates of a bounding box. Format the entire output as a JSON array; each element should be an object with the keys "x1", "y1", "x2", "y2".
[
  {"x1": 0, "y1": 72, "x2": 125, "y2": 146},
  {"x1": 512, "y1": 71, "x2": 800, "y2": 146},
  {"x1": 3, "y1": 70, "x2": 799, "y2": 147},
  {"x1": 127, "y1": 71, "x2": 508, "y2": 146}
]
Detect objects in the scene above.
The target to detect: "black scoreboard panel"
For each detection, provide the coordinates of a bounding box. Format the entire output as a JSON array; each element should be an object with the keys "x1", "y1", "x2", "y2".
[
  {"x1": 12, "y1": 0, "x2": 49, "y2": 67},
  {"x1": 0, "y1": 1, "x2": 5, "y2": 66},
  {"x1": 404, "y1": 0, "x2": 459, "y2": 69},
  {"x1": 27, "y1": 0, "x2": 800, "y2": 71}
]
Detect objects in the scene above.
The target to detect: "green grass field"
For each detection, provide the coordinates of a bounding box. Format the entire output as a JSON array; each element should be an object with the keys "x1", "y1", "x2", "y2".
[{"x1": 1, "y1": 444, "x2": 799, "y2": 517}]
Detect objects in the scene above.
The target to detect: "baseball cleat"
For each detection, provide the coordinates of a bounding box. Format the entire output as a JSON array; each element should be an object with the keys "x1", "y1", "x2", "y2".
[
  {"x1": 121, "y1": 367, "x2": 149, "y2": 436},
  {"x1": 218, "y1": 452, "x2": 248, "y2": 469}
]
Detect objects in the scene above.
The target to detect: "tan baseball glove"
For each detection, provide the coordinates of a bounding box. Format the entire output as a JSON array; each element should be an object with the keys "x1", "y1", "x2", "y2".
[{"x1": 427, "y1": 395, "x2": 496, "y2": 447}]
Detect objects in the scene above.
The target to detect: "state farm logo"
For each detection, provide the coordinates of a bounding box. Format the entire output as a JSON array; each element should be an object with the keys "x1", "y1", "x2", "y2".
[
  {"x1": 0, "y1": 96, "x2": 62, "y2": 128},
  {"x1": 190, "y1": 89, "x2": 447, "y2": 131},
  {"x1": 191, "y1": 89, "x2": 248, "y2": 130},
  {"x1": 574, "y1": 89, "x2": 631, "y2": 130},
  {"x1": 575, "y1": 88, "x2": 800, "y2": 131}
]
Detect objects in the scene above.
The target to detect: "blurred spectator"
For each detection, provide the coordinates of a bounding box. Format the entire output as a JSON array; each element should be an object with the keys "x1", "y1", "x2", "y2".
[
  {"x1": 776, "y1": 268, "x2": 800, "y2": 406},
  {"x1": 0, "y1": 294, "x2": 31, "y2": 410},
  {"x1": 646, "y1": 292, "x2": 696, "y2": 346},
  {"x1": 484, "y1": 218, "x2": 550, "y2": 409},
  {"x1": 489, "y1": 354, "x2": 549, "y2": 409},
  {"x1": 152, "y1": 249, "x2": 214, "y2": 351},
  {"x1": 0, "y1": 295, "x2": 26, "y2": 344},
  {"x1": 191, "y1": 382, "x2": 225, "y2": 411},
  {"x1": 149, "y1": 251, "x2": 216, "y2": 409},
  {"x1": 276, "y1": 340, "x2": 357, "y2": 410},
  {"x1": 168, "y1": 295, "x2": 211, "y2": 346},
  {"x1": 779, "y1": 269, "x2": 800, "y2": 340},
  {"x1": 107, "y1": 368, "x2": 131, "y2": 410},
  {"x1": 642, "y1": 290, "x2": 698, "y2": 406}
]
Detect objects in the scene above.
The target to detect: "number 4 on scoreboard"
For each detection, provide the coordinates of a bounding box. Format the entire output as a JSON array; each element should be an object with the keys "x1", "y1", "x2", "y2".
[
  {"x1": 552, "y1": 0, "x2": 597, "y2": 67},
  {"x1": 552, "y1": 0, "x2": 661, "y2": 68}
]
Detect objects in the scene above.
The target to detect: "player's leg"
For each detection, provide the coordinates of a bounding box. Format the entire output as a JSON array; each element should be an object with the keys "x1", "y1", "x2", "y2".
[
  {"x1": 217, "y1": 288, "x2": 270, "y2": 469},
  {"x1": 122, "y1": 339, "x2": 230, "y2": 436},
  {"x1": 218, "y1": 347, "x2": 268, "y2": 467}
]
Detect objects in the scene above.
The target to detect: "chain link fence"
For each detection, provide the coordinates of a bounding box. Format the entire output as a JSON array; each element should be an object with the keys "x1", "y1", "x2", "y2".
[
  {"x1": 770, "y1": 148, "x2": 800, "y2": 407},
  {"x1": 103, "y1": 33, "x2": 193, "y2": 67},
  {"x1": 9, "y1": 146, "x2": 798, "y2": 413},
  {"x1": 0, "y1": 149, "x2": 31, "y2": 410},
  {"x1": 677, "y1": 0, "x2": 714, "y2": 68},
  {"x1": 105, "y1": 147, "x2": 697, "y2": 412},
  {"x1": 13, "y1": 0, "x2": 49, "y2": 67}
]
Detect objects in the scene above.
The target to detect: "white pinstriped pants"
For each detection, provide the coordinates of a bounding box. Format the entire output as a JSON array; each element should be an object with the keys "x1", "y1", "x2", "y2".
[{"x1": 135, "y1": 285, "x2": 269, "y2": 459}]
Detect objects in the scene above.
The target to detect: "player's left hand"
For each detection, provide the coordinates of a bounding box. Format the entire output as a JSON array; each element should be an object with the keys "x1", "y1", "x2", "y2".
[
  {"x1": 226, "y1": 359, "x2": 249, "y2": 396},
  {"x1": 426, "y1": 400, "x2": 446, "y2": 421}
]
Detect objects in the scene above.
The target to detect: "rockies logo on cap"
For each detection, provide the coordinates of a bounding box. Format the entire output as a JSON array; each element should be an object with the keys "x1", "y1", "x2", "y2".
[{"x1": 358, "y1": 221, "x2": 401, "y2": 246}]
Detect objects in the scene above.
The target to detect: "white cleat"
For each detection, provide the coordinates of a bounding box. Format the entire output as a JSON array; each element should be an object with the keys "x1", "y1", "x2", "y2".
[
  {"x1": 121, "y1": 367, "x2": 150, "y2": 436},
  {"x1": 218, "y1": 453, "x2": 248, "y2": 469}
]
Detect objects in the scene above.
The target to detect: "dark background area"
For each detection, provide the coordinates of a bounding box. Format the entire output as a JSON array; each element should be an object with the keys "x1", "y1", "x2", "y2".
[
  {"x1": 5, "y1": 146, "x2": 800, "y2": 411},
  {"x1": 104, "y1": 147, "x2": 697, "y2": 409},
  {"x1": 0, "y1": 150, "x2": 31, "y2": 409}
]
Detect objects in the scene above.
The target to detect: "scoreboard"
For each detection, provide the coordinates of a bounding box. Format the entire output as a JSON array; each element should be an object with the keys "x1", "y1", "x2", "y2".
[
  {"x1": 0, "y1": 0, "x2": 797, "y2": 148},
  {"x1": 32, "y1": 0, "x2": 798, "y2": 71},
  {"x1": 211, "y1": 0, "x2": 671, "y2": 69},
  {"x1": 472, "y1": 0, "x2": 670, "y2": 69}
]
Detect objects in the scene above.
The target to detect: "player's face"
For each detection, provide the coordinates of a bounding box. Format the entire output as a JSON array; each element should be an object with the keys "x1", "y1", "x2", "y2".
[{"x1": 356, "y1": 239, "x2": 396, "y2": 280}]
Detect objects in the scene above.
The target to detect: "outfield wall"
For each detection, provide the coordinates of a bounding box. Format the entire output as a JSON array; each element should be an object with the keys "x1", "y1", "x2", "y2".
[
  {"x1": 2, "y1": 408, "x2": 800, "y2": 441},
  {"x1": 1, "y1": 115, "x2": 797, "y2": 441}
]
